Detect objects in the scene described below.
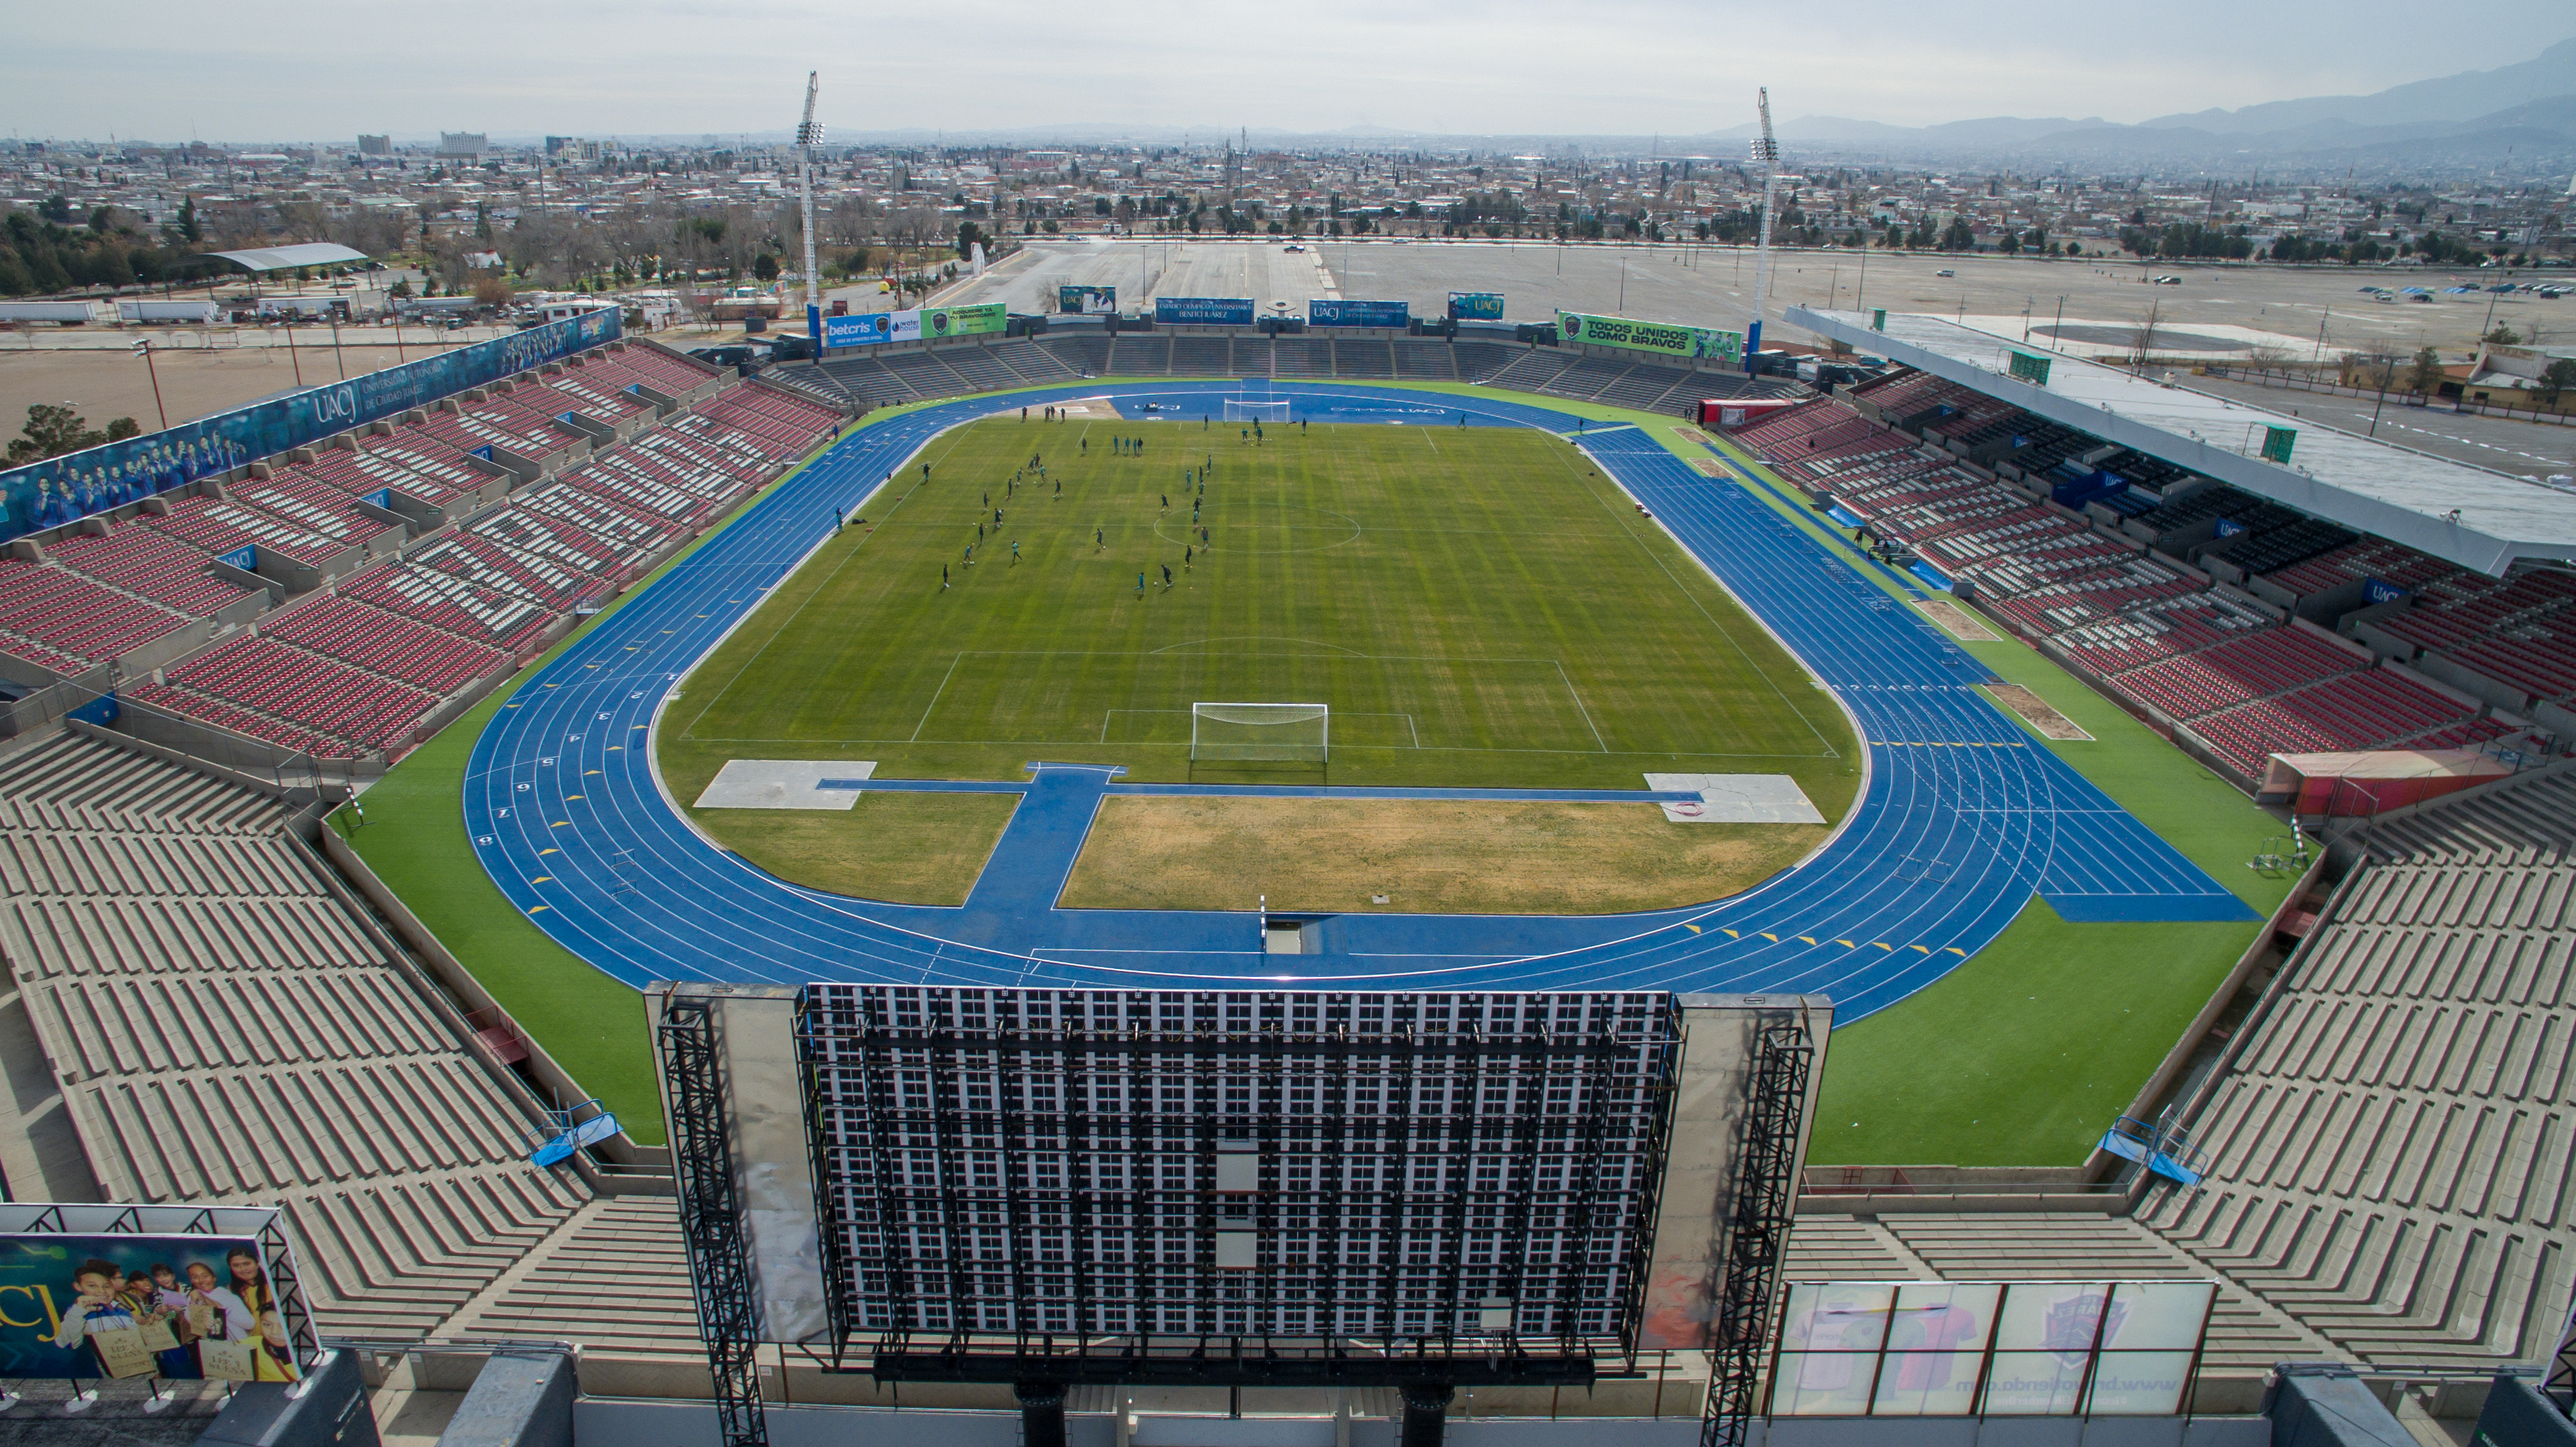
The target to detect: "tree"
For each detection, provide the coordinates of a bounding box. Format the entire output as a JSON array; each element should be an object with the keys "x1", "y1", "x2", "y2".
[
  {"x1": 37, "y1": 194, "x2": 73, "y2": 224},
  {"x1": 6, "y1": 404, "x2": 134, "y2": 464},
  {"x1": 752, "y1": 253, "x2": 780, "y2": 282},
  {"x1": 955, "y1": 220, "x2": 983, "y2": 258},
  {"x1": 2407, "y1": 345, "x2": 2443, "y2": 396},
  {"x1": 2536, "y1": 358, "x2": 2576, "y2": 409},
  {"x1": 472, "y1": 276, "x2": 512, "y2": 308},
  {"x1": 2483, "y1": 325, "x2": 2520, "y2": 346}
]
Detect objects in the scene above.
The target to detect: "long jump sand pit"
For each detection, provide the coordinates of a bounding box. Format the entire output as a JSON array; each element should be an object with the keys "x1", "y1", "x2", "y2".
[{"x1": 1058, "y1": 796, "x2": 1827, "y2": 916}]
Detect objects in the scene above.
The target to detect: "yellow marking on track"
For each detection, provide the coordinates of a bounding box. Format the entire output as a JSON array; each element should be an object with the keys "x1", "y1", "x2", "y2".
[
  {"x1": 532, "y1": 876, "x2": 552, "y2": 884},
  {"x1": 565, "y1": 795, "x2": 582, "y2": 801},
  {"x1": 1760, "y1": 933, "x2": 1778, "y2": 942},
  {"x1": 1684, "y1": 924, "x2": 1701, "y2": 934},
  {"x1": 1836, "y1": 939, "x2": 1856, "y2": 948},
  {"x1": 1874, "y1": 941, "x2": 1896, "y2": 951},
  {"x1": 1947, "y1": 947, "x2": 1968, "y2": 956},
  {"x1": 505, "y1": 703, "x2": 521, "y2": 708},
  {"x1": 529, "y1": 905, "x2": 550, "y2": 913},
  {"x1": 552, "y1": 820, "x2": 571, "y2": 827},
  {"x1": 607, "y1": 746, "x2": 621, "y2": 752},
  {"x1": 543, "y1": 683, "x2": 557, "y2": 688},
  {"x1": 1798, "y1": 936, "x2": 1817, "y2": 945},
  {"x1": 586, "y1": 663, "x2": 601, "y2": 669},
  {"x1": 585, "y1": 769, "x2": 602, "y2": 775},
  {"x1": 1912, "y1": 944, "x2": 1932, "y2": 953},
  {"x1": 540, "y1": 848, "x2": 560, "y2": 856},
  {"x1": 1723, "y1": 929, "x2": 1739, "y2": 939}
]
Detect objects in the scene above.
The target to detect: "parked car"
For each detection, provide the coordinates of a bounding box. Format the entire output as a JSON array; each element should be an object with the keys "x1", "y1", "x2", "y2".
[
  {"x1": 2153, "y1": 275, "x2": 2183, "y2": 285},
  {"x1": 1935, "y1": 269, "x2": 1955, "y2": 278}
]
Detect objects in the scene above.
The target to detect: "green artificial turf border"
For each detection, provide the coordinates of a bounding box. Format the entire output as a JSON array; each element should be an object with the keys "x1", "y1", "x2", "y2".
[{"x1": 341, "y1": 373, "x2": 2294, "y2": 1165}]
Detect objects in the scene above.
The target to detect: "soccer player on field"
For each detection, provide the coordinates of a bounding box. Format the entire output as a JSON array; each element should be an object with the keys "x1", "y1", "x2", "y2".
[{"x1": 1162, "y1": 565, "x2": 1172, "y2": 588}]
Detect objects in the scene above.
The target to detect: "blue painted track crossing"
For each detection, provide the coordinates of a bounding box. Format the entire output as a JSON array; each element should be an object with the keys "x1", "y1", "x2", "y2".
[{"x1": 462, "y1": 382, "x2": 2253, "y2": 1023}]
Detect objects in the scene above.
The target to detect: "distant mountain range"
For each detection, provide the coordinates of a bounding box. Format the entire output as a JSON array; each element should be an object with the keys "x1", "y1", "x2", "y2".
[
  {"x1": 1698, "y1": 40, "x2": 2576, "y2": 170},
  {"x1": 317, "y1": 40, "x2": 2576, "y2": 173}
]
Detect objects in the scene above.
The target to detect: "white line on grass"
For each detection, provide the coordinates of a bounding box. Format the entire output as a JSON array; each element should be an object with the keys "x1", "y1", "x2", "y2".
[
  {"x1": 1552, "y1": 659, "x2": 1610, "y2": 752},
  {"x1": 910, "y1": 654, "x2": 964, "y2": 742}
]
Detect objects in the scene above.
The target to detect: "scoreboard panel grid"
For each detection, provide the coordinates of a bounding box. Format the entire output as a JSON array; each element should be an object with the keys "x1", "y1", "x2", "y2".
[{"x1": 799, "y1": 988, "x2": 1680, "y2": 1367}]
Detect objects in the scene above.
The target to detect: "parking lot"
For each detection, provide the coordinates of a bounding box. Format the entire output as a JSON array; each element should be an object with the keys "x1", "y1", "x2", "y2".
[{"x1": 949, "y1": 238, "x2": 2569, "y2": 360}]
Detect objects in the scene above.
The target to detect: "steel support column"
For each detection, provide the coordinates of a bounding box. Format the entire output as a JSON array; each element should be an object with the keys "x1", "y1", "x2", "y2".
[
  {"x1": 1700, "y1": 1019, "x2": 1815, "y2": 1447},
  {"x1": 663, "y1": 994, "x2": 768, "y2": 1447}
]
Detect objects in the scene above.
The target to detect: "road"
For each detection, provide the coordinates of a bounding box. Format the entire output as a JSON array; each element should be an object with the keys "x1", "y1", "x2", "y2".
[{"x1": 2179, "y1": 371, "x2": 2576, "y2": 479}]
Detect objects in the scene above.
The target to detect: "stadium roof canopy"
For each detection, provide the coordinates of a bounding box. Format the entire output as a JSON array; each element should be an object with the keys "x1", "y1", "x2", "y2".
[
  {"x1": 1787, "y1": 306, "x2": 2576, "y2": 577},
  {"x1": 204, "y1": 241, "x2": 371, "y2": 273}
]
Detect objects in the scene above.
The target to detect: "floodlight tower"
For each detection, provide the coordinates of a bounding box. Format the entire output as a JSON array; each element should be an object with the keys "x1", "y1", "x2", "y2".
[
  {"x1": 797, "y1": 70, "x2": 824, "y2": 353},
  {"x1": 1746, "y1": 87, "x2": 1780, "y2": 374}
]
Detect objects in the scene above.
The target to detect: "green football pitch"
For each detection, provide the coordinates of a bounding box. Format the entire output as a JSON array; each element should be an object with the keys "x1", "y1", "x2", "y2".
[{"x1": 659, "y1": 418, "x2": 1861, "y2": 805}]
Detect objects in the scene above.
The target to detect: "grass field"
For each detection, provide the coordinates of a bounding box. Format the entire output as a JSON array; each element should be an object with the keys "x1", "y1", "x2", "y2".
[
  {"x1": 343, "y1": 379, "x2": 2303, "y2": 1165},
  {"x1": 668, "y1": 416, "x2": 1861, "y2": 907}
]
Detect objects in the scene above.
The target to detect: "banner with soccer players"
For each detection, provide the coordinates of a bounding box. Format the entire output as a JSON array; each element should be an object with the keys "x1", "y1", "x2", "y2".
[{"x1": 1556, "y1": 310, "x2": 1744, "y2": 365}]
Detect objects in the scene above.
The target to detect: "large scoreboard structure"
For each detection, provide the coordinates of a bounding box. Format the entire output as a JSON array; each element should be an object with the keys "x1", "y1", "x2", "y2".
[{"x1": 653, "y1": 986, "x2": 1830, "y2": 1447}]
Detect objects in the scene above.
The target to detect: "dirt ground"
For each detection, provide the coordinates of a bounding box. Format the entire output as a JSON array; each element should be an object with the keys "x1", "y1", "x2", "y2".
[
  {"x1": 1058, "y1": 796, "x2": 1828, "y2": 916},
  {"x1": 0, "y1": 344, "x2": 450, "y2": 441},
  {"x1": 1917, "y1": 599, "x2": 1999, "y2": 641},
  {"x1": 1984, "y1": 683, "x2": 2093, "y2": 740}
]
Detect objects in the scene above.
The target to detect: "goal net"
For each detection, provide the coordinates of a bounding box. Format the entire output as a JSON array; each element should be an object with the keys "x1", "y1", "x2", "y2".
[
  {"x1": 1223, "y1": 398, "x2": 1291, "y2": 422},
  {"x1": 1191, "y1": 702, "x2": 1329, "y2": 762}
]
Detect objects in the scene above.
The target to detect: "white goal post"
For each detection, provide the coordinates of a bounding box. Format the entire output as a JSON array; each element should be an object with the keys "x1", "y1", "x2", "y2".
[
  {"x1": 1223, "y1": 398, "x2": 1291, "y2": 422},
  {"x1": 1191, "y1": 702, "x2": 1329, "y2": 763}
]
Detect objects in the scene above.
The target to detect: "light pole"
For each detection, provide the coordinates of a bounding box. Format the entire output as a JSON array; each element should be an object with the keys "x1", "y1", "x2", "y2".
[{"x1": 134, "y1": 339, "x2": 168, "y2": 430}]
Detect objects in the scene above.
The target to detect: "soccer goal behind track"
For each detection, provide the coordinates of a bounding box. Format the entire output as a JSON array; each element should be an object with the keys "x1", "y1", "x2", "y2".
[
  {"x1": 1191, "y1": 701, "x2": 1329, "y2": 763},
  {"x1": 1223, "y1": 398, "x2": 1292, "y2": 423}
]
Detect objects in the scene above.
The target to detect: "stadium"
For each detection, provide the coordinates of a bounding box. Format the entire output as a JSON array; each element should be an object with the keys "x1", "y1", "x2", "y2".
[{"x1": 2, "y1": 262, "x2": 2573, "y2": 1447}]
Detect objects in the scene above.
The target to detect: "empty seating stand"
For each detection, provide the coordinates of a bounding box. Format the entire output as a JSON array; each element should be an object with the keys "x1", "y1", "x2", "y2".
[
  {"x1": 0, "y1": 731, "x2": 588, "y2": 1341},
  {"x1": 2138, "y1": 768, "x2": 2576, "y2": 1371}
]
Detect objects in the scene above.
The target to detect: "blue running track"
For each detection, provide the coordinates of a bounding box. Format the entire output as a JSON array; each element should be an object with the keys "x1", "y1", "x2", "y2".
[{"x1": 461, "y1": 382, "x2": 2254, "y2": 1023}]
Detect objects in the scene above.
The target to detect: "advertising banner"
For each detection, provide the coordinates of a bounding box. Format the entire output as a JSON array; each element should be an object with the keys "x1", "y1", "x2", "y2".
[
  {"x1": 1308, "y1": 299, "x2": 1410, "y2": 329},
  {"x1": 0, "y1": 309, "x2": 620, "y2": 545},
  {"x1": 824, "y1": 310, "x2": 912, "y2": 347},
  {"x1": 1448, "y1": 292, "x2": 1507, "y2": 321},
  {"x1": 1155, "y1": 297, "x2": 1256, "y2": 327},
  {"x1": 1556, "y1": 310, "x2": 1743, "y2": 365},
  {"x1": 1058, "y1": 285, "x2": 1117, "y2": 315},
  {"x1": 920, "y1": 303, "x2": 1007, "y2": 339},
  {"x1": 1, "y1": 1228, "x2": 308, "y2": 1382}
]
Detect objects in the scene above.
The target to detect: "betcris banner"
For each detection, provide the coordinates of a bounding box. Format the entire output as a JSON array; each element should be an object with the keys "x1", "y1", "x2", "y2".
[
  {"x1": 1058, "y1": 285, "x2": 1117, "y2": 315},
  {"x1": 1448, "y1": 292, "x2": 1506, "y2": 321},
  {"x1": 1555, "y1": 310, "x2": 1743, "y2": 365},
  {"x1": 1308, "y1": 299, "x2": 1409, "y2": 329},
  {"x1": 0, "y1": 309, "x2": 619, "y2": 546},
  {"x1": 1155, "y1": 297, "x2": 1255, "y2": 327},
  {"x1": 825, "y1": 311, "x2": 913, "y2": 347}
]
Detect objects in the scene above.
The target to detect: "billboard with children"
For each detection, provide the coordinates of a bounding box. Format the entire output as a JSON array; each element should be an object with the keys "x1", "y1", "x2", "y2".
[{"x1": 1, "y1": 1211, "x2": 312, "y2": 1383}]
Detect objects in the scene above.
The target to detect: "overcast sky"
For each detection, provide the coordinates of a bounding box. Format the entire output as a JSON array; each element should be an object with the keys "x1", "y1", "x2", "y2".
[{"x1": 2, "y1": 2, "x2": 2565, "y2": 143}]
